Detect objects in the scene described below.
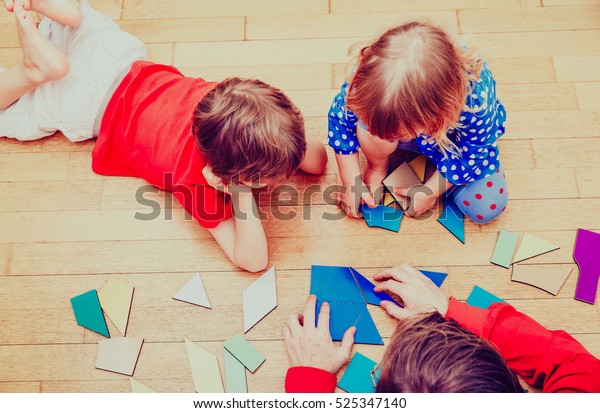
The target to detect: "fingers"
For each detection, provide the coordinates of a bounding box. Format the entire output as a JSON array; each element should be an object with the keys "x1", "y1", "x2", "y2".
[
  {"x1": 380, "y1": 300, "x2": 410, "y2": 320},
  {"x1": 361, "y1": 186, "x2": 376, "y2": 208},
  {"x1": 373, "y1": 279, "x2": 407, "y2": 298},
  {"x1": 394, "y1": 186, "x2": 409, "y2": 197},
  {"x1": 303, "y1": 295, "x2": 317, "y2": 329},
  {"x1": 340, "y1": 326, "x2": 356, "y2": 357},
  {"x1": 316, "y1": 301, "x2": 330, "y2": 333},
  {"x1": 286, "y1": 312, "x2": 303, "y2": 336}
]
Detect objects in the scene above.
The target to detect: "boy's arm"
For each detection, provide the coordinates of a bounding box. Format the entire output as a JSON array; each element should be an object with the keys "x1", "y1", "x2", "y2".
[
  {"x1": 207, "y1": 189, "x2": 268, "y2": 273},
  {"x1": 446, "y1": 298, "x2": 600, "y2": 393}
]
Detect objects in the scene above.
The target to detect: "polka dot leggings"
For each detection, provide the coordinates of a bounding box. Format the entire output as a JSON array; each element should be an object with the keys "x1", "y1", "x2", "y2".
[{"x1": 451, "y1": 165, "x2": 508, "y2": 224}]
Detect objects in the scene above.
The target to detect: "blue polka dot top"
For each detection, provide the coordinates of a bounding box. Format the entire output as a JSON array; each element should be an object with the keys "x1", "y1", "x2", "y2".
[{"x1": 327, "y1": 61, "x2": 506, "y2": 185}]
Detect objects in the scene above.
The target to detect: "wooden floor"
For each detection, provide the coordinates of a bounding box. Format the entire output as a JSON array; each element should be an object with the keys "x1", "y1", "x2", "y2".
[{"x1": 1, "y1": 0, "x2": 600, "y2": 393}]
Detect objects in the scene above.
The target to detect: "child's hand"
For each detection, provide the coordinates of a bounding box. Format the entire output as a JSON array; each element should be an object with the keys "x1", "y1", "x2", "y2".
[
  {"x1": 283, "y1": 295, "x2": 355, "y2": 375},
  {"x1": 373, "y1": 264, "x2": 449, "y2": 320},
  {"x1": 363, "y1": 167, "x2": 387, "y2": 205},
  {"x1": 336, "y1": 181, "x2": 376, "y2": 219},
  {"x1": 202, "y1": 165, "x2": 231, "y2": 194},
  {"x1": 395, "y1": 185, "x2": 438, "y2": 217}
]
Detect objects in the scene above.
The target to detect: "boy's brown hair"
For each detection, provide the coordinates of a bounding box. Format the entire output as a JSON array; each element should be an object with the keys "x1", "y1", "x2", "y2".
[
  {"x1": 376, "y1": 312, "x2": 523, "y2": 393},
  {"x1": 193, "y1": 78, "x2": 306, "y2": 183}
]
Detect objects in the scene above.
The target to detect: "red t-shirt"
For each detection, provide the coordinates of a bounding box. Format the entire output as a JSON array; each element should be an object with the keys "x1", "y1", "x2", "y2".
[{"x1": 92, "y1": 61, "x2": 233, "y2": 228}]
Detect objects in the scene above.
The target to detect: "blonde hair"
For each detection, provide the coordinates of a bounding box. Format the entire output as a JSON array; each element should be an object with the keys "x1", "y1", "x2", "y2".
[
  {"x1": 193, "y1": 78, "x2": 306, "y2": 183},
  {"x1": 346, "y1": 21, "x2": 482, "y2": 153}
]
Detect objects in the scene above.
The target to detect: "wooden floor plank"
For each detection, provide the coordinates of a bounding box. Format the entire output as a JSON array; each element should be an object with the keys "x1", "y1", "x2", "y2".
[
  {"x1": 504, "y1": 110, "x2": 600, "y2": 140},
  {"x1": 469, "y1": 30, "x2": 600, "y2": 58},
  {"x1": 554, "y1": 56, "x2": 600, "y2": 82},
  {"x1": 0, "y1": 153, "x2": 70, "y2": 182},
  {"x1": 330, "y1": 0, "x2": 521, "y2": 13},
  {"x1": 459, "y1": 5, "x2": 600, "y2": 33},
  {"x1": 247, "y1": 11, "x2": 458, "y2": 40},
  {"x1": 122, "y1": 0, "x2": 328, "y2": 20},
  {"x1": 0, "y1": 181, "x2": 104, "y2": 213},
  {"x1": 180, "y1": 64, "x2": 333, "y2": 91},
  {"x1": 575, "y1": 167, "x2": 600, "y2": 198},
  {"x1": 117, "y1": 17, "x2": 245, "y2": 44},
  {"x1": 499, "y1": 83, "x2": 578, "y2": 112},
  {"x1": 533, "y1": 138, "x2": 600, "y2": 168},
  {"x1": 174, "y1": 38, "x2": 357, "y2": 67},
  {"x1": 575, "y1": 82, "x2": 600, "y2": 109}
]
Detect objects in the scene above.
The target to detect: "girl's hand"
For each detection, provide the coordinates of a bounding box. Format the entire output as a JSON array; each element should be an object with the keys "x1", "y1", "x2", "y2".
[
  {"x1": 394, "y1": 185, "x2": 438, "y2": 217},
  {"x1": 363, "y1": 167, "x2": 387, "y2": 205},
  {"x1": 336, "y1": 181, "x2": 376, "y2": 219},
  {"x1": 373, "y1": 264, "x2": 450, "y2": 320}
]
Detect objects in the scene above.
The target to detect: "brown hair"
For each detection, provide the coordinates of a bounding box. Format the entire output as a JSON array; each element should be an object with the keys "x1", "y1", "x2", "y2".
[
  {"x1": 193, "y1": 78, "x2": 306, "y2": 183},
  {"x1": 376, "y1": 312, "x2": 523, "y2": 393},
  {"x1": 346, "y1": 21, "x2": 482, "y2": 152}
]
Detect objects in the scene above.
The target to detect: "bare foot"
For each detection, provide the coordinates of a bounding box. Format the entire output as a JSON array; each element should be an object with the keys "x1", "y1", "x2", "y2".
[
  {"x1": 30, "y1": 0, "x2": 82, "y2": 26},
  {"x1": 4, "y1": 0, "x2": 16, "y2": 12},
  {"x1": 15, "y1": 0, "x2": 69, "y2": 85}
]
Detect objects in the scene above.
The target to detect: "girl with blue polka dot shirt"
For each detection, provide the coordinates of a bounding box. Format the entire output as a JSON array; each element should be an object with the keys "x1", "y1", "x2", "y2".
[{"x1": 329, "y1": 21, "x2": 508, "y2": 224}]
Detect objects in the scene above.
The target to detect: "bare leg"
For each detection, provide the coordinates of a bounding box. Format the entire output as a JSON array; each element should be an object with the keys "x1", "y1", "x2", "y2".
[
  {"x1": 4, "y1": 0, "x2": 82, "y2": 26},
  {"x1": 0, "y1": 0, "x2": 68, "y2": 109}
]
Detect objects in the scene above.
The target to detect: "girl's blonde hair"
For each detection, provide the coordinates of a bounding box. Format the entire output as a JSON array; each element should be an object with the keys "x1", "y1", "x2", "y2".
[{"x1": 346, "y1": 21, "x2": 482, "y2": 152}]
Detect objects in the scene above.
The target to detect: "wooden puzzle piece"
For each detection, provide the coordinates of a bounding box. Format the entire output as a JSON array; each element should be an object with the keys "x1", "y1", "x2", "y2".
[
  {"x1": 382, "y1": 162, "x2": 422, "y2": 210},
  {"x1": 419, "y1": 270, "x2": 448, "y2": 288},
  {"x1": 466, "y1": 285, "x2": 505, "y2": 309},
  {"x1": 437, "y1": 193, "x2": 465, "y2": 244},
  {"x1": 172, "y1": 272, "x2": 211, "y2": 308},
  {"x1": 511, "y1": 264, "x2": 573, "y2": 296},
  {"x1": 316, "y1": 301, "x2": 383, "y2": 345},
  {"x1": 242, "y1": 267, "x2": 277, "y2": 333},
  {"x1": 349, "y1": 267, "x2": 401, "y2": 306},
  {"x1": 185, "y1": 340, "x2": 224, "y2": 393},
  {"x1": 338, "y1": 352, "x2": 378, "y2": 393},
  {"x1": 70, "y1": 289, "x2": 110, "y2": 338},
  {"x1": 512, "y1": 233, "x2": 559, "y2": 264},
  {"x1": 95, "y1": 337, "x2": 144, "y2": 376},
  {"x1": 223, "y1": 334, "x2": 265, "y2": 373},
  {"x1": 224, "y1": 348, "x2": 247, "y2": 393},
  {"x1": 408, "y1": 154, "x2": 427, "y2": 183},
  {"x1": 98, "y1": 279, "x2": 134, "y2": 337},
  {"x1": 383, "y1": 192, "x2": 396, "y2": 207},
  {"x1": 359, "y1": 204, "x2": 403, "y2": 232},
  {"x1": 573, "y1": 228, "x2": 600, "y2": 304},
  {"x1": 130, "y1": 378, "x2": 155, "y2": 393},
  {"x1": 491, "y1": 230, "x2": 519, "y2": 268}
]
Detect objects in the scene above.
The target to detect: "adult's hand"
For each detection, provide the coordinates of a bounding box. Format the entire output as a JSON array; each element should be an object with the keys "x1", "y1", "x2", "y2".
[
  {"x1": 283, "y1": 295, "x2": 355, "y2": 375},
  {"x1": 373, "y1": 263, "x2": 450, "y2": 319}
]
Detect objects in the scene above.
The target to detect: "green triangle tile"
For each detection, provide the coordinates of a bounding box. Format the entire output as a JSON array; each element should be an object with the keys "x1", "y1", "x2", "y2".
[{"x1": 70, "y1": 290, "x2": 110, "y2": 338}]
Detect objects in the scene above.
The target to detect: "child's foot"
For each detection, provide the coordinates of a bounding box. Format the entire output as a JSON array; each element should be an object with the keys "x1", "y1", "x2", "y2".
[
  {"x1": 15, "y1": 1, "x2": 69, "y2": 85},
  {"x1": 30, "y1": 0, "x2": 82, "y2": 26},
  {"x1": 4, "y1": 0, "x2": 16, "y2": 12}
]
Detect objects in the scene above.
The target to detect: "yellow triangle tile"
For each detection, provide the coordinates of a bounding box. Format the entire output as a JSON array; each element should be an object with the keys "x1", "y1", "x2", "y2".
[
  {"x1": 408, "y1": 155, "x2": 427, "y2": 183},
  {"x1": 98, "y1": 279, "x2": 134, "y2": 337}
]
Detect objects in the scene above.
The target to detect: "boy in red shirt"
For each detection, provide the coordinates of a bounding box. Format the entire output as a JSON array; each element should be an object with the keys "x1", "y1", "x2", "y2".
[
  {"x1": 284, "y1": 264, "x2": 600, "y2": 393},
  {"x1": 0, "y1": 0, "x2": 327, "y2": 272}
]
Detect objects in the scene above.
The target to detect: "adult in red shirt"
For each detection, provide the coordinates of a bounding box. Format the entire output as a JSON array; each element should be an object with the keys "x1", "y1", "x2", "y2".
[{"x1": 284, "y1": 264, "x2": 600, "y2": 393}]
